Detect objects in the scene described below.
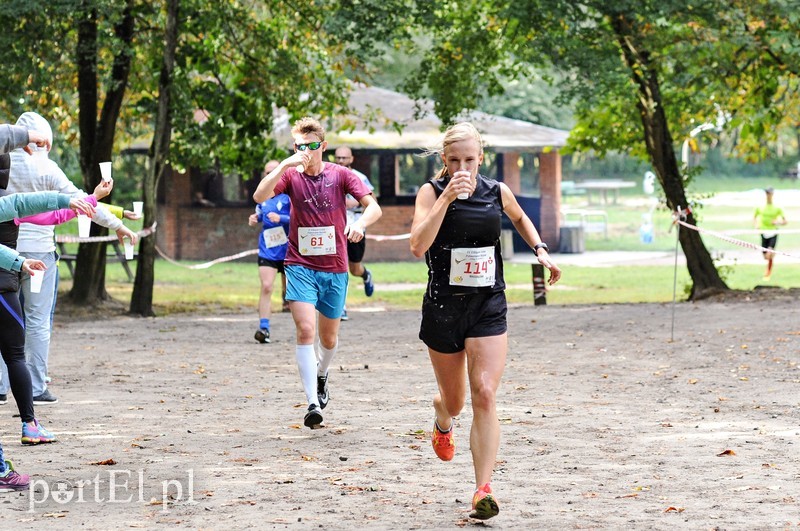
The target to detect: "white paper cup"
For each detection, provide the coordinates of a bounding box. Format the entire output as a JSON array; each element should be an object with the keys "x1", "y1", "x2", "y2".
[
  {"x1": 454, "y1": 170, "x2": 470, "y2": 200},
  {"x1": 99, "y1": 161, "x2": 112, "y2": 182},
  {"x1": 123, "y1": 239, "x2": 135, "y2": 260},
  {"x1": 132, "y1": 201, "x2": 143, "y2": 216},
  {"x1": 32, "y1": 150, "x2": 50, "y2": 175},
  {"x1": 77, "y1": 214, "x2": 91, "y2": 238},
  {"x1": 29, "y1": 271, "x2": 44, "y2": 294}
]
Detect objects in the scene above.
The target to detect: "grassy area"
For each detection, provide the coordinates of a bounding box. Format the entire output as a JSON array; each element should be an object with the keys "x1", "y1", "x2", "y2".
[
  {"x1": 564, "y1": 175, "x2": 800, "y2": 253},
  {"x1": 59, "y1": 257, "x2": 800, "y2": 315},
  {"x1": 56, "y1": 174, "x2": 799, "y2": 314}
]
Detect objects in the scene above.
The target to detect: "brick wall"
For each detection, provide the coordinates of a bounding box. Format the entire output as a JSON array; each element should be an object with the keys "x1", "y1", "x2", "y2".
[
  {"x1": 157, "y1": 206, "x2": 260, "y2": 261},
  {"x1": 157, "y1": 203, "x2": 420, "y2": 262},
  {"x1": 364, "y1": 204, "x2": 417, "y2": 262},
  {"x1": 157, "y1": 152, "x2": 563, "y2": 263}
]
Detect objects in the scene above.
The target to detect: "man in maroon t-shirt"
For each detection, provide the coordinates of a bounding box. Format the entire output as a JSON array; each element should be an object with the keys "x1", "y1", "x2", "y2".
[{"x1": 253, "y1": 117, "x2": 381, "y2": 429}]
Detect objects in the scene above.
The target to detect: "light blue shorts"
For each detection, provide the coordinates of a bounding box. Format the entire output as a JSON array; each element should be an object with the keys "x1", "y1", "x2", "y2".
[{"x1": 285, "y1": 265, "x2": 349, "y2": 319}]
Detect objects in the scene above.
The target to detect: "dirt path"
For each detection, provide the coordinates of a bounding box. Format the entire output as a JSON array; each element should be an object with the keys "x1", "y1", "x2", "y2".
[{"x1": 1, "y1": 292, "x2": 799, "y2": 529}]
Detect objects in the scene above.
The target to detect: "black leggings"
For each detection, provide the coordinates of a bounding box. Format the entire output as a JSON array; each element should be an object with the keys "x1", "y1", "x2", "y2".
[{"x1": 0, "y1": 291, "x2": 35, "y2": 423}]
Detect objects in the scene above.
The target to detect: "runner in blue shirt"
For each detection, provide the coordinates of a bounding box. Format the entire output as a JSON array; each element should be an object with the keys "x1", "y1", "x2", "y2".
[{"x1": 249, "y1": 160, "x2": 291, "y2": 343}]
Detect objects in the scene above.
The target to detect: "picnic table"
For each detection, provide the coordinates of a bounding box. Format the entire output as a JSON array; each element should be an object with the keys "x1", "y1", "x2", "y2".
[
  {"x1": 577, "y1": 179, "x2": 636, "y2": 204},
  {"x1": 561, "y1": 208, "x2": 608, "y2": 239},
  {"x1": 56, "y1": 239, "x2": 135, "y2": 282}
]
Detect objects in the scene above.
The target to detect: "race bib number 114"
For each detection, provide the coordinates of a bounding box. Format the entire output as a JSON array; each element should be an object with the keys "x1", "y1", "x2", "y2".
[{"x1": 449, "y1": 246, "x2": 495, "y2": 287}]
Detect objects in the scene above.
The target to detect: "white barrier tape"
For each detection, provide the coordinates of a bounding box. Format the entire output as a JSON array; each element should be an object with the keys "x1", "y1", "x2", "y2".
[
  {"x1": 366, "y1": 233, "x2": 410, "y2": 242},
  {"x1": 55, "y1": 223, "x2": 157, "y2": 244},
  {"x1": 674, "y1": 218, "x2": 800, "y2": 260},
  {"x1": 154, "y1": 246, "x2": 259, "y2": 270},
  {"x1": 719, "y1": 228, "x2": 800, "y2": 236},
  {"x1": 153, "y1": 232, "x2": 410, "y2": 271}
]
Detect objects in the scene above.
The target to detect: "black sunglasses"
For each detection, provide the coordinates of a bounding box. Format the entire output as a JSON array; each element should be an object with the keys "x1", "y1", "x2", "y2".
[{"x1": 295, "y1": 141, "x2": 323, "y2": 151}]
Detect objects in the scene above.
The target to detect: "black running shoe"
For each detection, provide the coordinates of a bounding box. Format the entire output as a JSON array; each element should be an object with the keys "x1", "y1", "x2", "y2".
[
  {"x1": 317, "y1": 374, "x2": 329, "y2": 410},
  {"x1": 363, "y1": 269, "x2": 374, "y2": 297},
  {"x1": 32, "y1": 390, "x2": 58, "y2": 405},
  {"x1": 304, "y1": 404, "x2": 323, "y2": 428},
  {"x1": 254, "y1": 328, "x2": 270, "y2": 344}
]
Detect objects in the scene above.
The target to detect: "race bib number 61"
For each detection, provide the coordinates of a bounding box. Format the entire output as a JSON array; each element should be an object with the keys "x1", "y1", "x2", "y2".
[
  {"x1": 298, "y1": 226, "x2": 336, "y2": 256},
  {"x1": 449, "y1": 246, "x2": 495, "y2": 287}
]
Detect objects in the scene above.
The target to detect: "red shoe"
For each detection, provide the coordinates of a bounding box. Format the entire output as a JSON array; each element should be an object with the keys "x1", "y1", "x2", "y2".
[
  {"x1": 431, "y1": 420, "x2": 455, "y2": 461},
  {"x1": 470, "y1": 483, "x2": 499, "y2": 520}
]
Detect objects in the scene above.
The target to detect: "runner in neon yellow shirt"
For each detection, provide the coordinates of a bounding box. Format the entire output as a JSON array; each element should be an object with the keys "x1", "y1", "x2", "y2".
[{"x1": 753, "y1": 187, "x2": 787, "y2": 281}]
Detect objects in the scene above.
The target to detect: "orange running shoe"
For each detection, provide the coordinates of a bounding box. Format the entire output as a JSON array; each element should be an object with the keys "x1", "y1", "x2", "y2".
[
  {"x1": 470, "y1": 483, "x2": 499, "y2": 520},
  {"x1": 431, "y1": 420, "x2": 455, "y2": 461}
]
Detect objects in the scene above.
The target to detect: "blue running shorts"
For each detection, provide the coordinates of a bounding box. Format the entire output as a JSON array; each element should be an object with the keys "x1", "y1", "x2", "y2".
[{"x1": 285, "y1": 265, "x2": 349, "y2": 319}]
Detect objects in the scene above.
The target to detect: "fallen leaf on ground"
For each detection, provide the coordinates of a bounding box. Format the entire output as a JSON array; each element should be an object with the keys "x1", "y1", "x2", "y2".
[
  {"x1": 717, "y1": 449, "x2": 736, "y2": 457},
  {"x1": 664, "y1": 506, "x2": 685, "y2": 513},
  {"x1": 90, "y1": 459, "x2": 117, "y2": 465}
]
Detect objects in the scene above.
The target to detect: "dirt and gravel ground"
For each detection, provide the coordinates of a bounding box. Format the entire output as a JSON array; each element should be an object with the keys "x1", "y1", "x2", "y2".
[{"x1": 1, "y1": 288, "x2": 799, "y2": 529}]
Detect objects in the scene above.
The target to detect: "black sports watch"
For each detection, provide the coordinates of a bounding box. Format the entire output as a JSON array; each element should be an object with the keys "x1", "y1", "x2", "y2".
[{"x1": 533, "y1": 242, "x2": 549, "y2": 254}]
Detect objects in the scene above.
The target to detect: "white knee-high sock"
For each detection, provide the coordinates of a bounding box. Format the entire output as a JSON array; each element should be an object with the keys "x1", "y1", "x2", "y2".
[
  {"x1": 317, "y1": 337, "x2": 338, "y2": 377},
  {"x1": 295, "y1": 344, "x2": 318, "y2": 406}
]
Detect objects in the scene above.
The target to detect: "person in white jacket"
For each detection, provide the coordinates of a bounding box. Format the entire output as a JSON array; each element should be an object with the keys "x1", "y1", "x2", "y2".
[
  {"x1": 0, "y1": 121, "x2": 59, "y2": 492},
  {"x1": 0, "y1": 112, "x2": 138, "y2": 405}
]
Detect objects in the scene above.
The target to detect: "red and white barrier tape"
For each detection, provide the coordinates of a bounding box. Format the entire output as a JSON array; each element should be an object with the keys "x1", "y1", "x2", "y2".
[
  {"x1": 674, "y1": 218, "x2": 800, "y2": 259},
  {"x1": 55, "y1": 223, "x2": 157, "y2": 244}
]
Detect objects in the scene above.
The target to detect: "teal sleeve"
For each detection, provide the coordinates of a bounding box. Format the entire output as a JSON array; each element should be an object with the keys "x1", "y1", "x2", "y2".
[
  {"x1": 57, "y1": 193, "x2": 71, "y2": 210},
  {"x1": 0, "y1": 244, "x2": 23, "y2": 272},
  {"x1": 0, "y1": 191, "x2": 64, "y2": 222}
]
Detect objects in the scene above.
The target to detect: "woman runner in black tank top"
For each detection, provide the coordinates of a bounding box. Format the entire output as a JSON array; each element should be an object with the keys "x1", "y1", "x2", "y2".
[
  {"x1": 410, "y1": 122, "x2": 561, "y2": 521},
  {"x1": 425, "y1": 173, "x2": 505, "y2": 298}
]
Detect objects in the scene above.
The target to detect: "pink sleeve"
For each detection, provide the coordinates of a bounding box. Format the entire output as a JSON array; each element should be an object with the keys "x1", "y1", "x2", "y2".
[{"x1": 15, "y1": 195, "x2": 98, "y2": 226}]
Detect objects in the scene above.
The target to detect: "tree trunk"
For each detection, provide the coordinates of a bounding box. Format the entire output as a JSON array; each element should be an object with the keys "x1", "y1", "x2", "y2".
[
  {"x1": 71, "y1": 0, "x2": 136, "y2": 305},
  {"x1": 130, "y1": 0, "x2": 180, "y2": 316},
  {"x1": 610, "y1": 14, "x2": 728, "y2": 300}
]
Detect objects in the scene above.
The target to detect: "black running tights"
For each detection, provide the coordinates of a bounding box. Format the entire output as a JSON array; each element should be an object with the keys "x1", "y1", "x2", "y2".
[{"x1": 0, "y1": 291, "x2": 35, "y2": 423}]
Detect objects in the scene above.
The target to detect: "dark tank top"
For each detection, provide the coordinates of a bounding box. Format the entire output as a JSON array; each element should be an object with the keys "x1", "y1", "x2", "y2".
[
  {"x1": 0, "y1": 189, "x2": 20, "y2": 292},
  {"x1": 0, "y1": 189, "x2": 18, "y2": 249},
  {"x1": 424, "y1": 174, "x2": 505, "y2": 298}
]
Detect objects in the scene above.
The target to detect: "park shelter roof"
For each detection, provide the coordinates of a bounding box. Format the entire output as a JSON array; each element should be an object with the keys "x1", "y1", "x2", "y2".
[{"x1": 273, "y1": 84, "x2": 570, "y2": 153}]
